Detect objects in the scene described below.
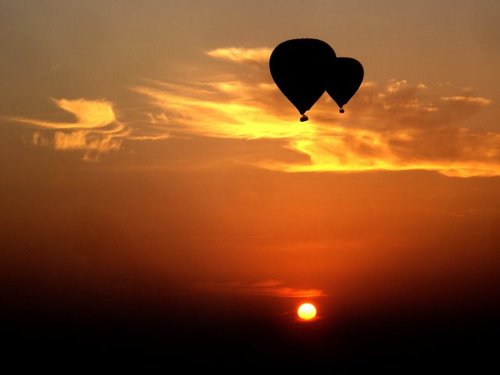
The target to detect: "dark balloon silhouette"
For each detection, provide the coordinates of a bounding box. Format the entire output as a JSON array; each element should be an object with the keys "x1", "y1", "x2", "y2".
[
  {"x1": 269, "y1": 38, "x2": 336, "y2": 122},
  {"x1": 326, "y1": 57, "x2": 364, "y2": 113}
]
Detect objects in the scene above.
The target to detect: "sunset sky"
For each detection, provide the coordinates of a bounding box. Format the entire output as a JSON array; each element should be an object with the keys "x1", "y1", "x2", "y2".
[{"x1": 2, "y1": 0, "x2": 499, "y2": 370}]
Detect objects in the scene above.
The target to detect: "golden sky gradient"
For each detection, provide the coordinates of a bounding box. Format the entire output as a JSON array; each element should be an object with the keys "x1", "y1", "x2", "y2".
[{"x1": 1, "y1": 0, "x2": 500, "y2": 324}]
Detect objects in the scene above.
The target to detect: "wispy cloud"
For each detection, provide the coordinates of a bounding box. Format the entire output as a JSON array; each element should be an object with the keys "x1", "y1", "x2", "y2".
[
  {"x1": 132, "y1": 81, "x2": 312, "y2": 140},
  {"x1": 206, "y1": 47, "x2": 271, "y2": 63},
  {"x1": 12, "y1": 98, "x2": 116, "y2": 130},
  {"x1": 440, "y1": 95, "x2": 492, "y2": 106},
  {"x1": 10, "y1": 98, "x2": 126, "y2": 160},
  {"x1": 132, "y1": 48, "x2": 499, "y2": 177},
  {"x1": 9, "y1": 98, "x2": 169, "y2": 161},
  {"x1": 196, "y1": 279, "x2": 326, "y2": 299},
  {"x1": 9, "y1": 47, "x2": 498, "y2": 175}
]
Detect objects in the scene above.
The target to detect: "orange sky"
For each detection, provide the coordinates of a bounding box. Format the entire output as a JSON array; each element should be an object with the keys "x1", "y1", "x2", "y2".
[{"x1": 1, "y1": 0, "x2": 500, "y2": 326}]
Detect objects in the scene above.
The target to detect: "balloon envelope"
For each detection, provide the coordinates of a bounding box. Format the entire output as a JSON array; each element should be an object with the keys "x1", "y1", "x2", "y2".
[
  {"x1": 269, "y1": 39, "x2": 336, "y2": 117},
  {"x1": 326, "y1": 57, "x2": 364, "y2": 111}
]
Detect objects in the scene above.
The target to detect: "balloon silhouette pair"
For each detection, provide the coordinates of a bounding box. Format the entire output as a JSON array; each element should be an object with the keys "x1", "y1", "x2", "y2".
[{"x1": 269, "y1": 38, "x2": 364, "y2": 121}]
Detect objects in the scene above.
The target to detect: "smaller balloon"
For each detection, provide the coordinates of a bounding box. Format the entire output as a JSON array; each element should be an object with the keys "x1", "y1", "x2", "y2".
[{"x1": 326, "y1": 57, "x2": 364, "y2": 113}]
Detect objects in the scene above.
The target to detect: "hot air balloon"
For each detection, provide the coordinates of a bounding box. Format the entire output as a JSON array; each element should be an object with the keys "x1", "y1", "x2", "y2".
[
  {"x1": 326, "y1": 57, "x2": 364, "y2": 113},
  {"x1": 269, "y1": 38, "x2": 336, "y2": 121}
]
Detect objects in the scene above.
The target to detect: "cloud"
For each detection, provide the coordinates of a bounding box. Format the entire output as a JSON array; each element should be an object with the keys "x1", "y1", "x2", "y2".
[
  {"x1": 206, "y1": 47, "x2": 271, "y2": 63},
  {"x1": 132, "y1": 81, "x2": 311, "y2": 140},
  {"x1": 13, "y1": 98, "x2": 117, "y2": 130},
  {"x1": 196, "y1": 279, "x2": 326, "y2": 299},
  {"x1": 53, "y1": 130, "x2": 123, "y2": 162},
  {"x1": 132, "y1": 49, "x2": 500, "y2": 177},
  {"x1": 9, "y1": 47, "x2": 498, "y2": 176},
  {"x1": 440, "y1": 95, "x2": 492, "y2": 106},
  {"x1": 342, "y1": 80, "x2": 493, "y2": 130},
  {"x1": 9, "y1": 98, "x2": 169, "y2": 161},
  {"x1": 10, "y1": 98, "x2": 126, "y2": 160}
]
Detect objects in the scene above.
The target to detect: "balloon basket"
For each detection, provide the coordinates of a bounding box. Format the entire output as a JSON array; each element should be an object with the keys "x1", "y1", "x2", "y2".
[
  {"x1": 339, "y1": 108, "x2": 345, "y2": 114},
  {"x1": 300, "y1": 114, "x2": 309, "y2": 122}
]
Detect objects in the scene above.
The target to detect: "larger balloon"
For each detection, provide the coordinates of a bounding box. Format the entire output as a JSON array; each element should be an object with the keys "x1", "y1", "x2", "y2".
[
  {"x1": 326, "y1": 57, "x2": 364, "y2": 113},
  {"x1": 269, "y1": 38, "x2": 336, "y2": 121}
]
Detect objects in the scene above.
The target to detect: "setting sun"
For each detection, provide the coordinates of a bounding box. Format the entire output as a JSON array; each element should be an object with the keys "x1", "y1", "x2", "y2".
[{"x1": 297, "y1": 303, "x2": 317, "y2": 321}]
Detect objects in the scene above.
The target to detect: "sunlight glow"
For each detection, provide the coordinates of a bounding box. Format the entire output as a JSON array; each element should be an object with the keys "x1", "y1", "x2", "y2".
[
  {"x1": 297, "y1": 303, "x2": 317, "y2": 321},
  {"x1": 206, "y1": 47, "x2": 271, "y2": 62},
  {"x1": 132, "y1": 85, "x2": 316, "y2": 140},
  {"x1": 133, "y1": 72, "x2": 500, "y2": 177}
]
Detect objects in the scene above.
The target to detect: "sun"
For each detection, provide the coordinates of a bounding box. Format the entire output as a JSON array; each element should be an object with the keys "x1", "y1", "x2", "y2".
[{"x1": 297, "y1": 302, "x2": 317, "y2": 321}]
